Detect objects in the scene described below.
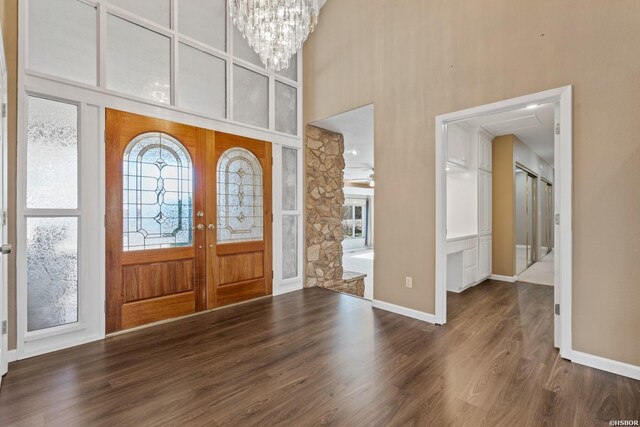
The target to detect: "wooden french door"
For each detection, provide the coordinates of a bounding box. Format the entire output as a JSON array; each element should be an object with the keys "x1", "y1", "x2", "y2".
[
  {"x1": 106, "y1": 110, "x2": 272, "y2": 333},
  {"x1": 209, "y1": 132, "x2": 272, "y2": 307}
]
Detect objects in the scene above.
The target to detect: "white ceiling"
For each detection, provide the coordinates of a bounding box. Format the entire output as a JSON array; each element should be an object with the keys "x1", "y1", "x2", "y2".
[
  {"x1": 463, "y1": 102, "x2": 556, "y2": 165},
  {"x1": 311, "y1": 104, "x2": 374, "y2": 182}
]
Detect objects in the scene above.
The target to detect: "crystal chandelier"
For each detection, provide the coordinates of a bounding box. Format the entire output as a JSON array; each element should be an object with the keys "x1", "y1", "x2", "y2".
[{"x1": 229, "y1": 0, "x2": 320, "y2": 71}]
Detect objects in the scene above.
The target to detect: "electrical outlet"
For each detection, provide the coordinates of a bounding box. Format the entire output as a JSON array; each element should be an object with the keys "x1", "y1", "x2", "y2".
[{"x1": 405, "y1": 276, "x2": 413, "y2": 288}]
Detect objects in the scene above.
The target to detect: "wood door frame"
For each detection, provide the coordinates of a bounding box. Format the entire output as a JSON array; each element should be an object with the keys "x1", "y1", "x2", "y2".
[
  {"x1": 105, "y1": 109, "x2": 209, "y2": 333},
  {"x1": 435, "y1": 86, "x2": 573, "y2": 361}
]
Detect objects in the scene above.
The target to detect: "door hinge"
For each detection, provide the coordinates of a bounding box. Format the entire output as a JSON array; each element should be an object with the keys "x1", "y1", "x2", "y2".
[
  {"x1": 555, "y1": 123, "x2": 560, "y2": 135},
  {"x1": 2, "y1": 211, "x2": 6, "y2": 226},
  {"x1": 1, "y1": 320, "x2": 6, "y2": 335},
  {"x1": 555, "y1": 304, "x2": 560, "y2": 315},
  {"x1": 554, "y1": 213, "x2": 560, "y2": 225},
  {"x1": 1, "y1": 103, "x2": 6, "y2": 118}
]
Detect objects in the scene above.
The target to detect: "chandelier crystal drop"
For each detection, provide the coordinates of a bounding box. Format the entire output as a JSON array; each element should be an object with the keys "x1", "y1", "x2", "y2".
[{"x1": 229, "y1": 0, "x2": 320, "y2": 71}]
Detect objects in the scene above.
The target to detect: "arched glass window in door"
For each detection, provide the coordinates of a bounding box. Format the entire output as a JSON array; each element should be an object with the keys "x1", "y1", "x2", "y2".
[
  {"x1": 217, "y1": 148, "x2": 264, "y2": 243},
  {"x1": 123, "y1": 132, "x2": 193, "y2": 251}
]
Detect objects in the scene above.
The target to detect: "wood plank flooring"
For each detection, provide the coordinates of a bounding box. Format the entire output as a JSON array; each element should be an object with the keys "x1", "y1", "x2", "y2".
[{"x1": 1, "y1": 280, "x2": 638, "y2": 426}]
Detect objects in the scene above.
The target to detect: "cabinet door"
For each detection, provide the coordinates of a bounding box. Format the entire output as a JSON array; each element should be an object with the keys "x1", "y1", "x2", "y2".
[
  {"x1": 447, "y1": 126, "x2": 468, "y2": 167},
  {"x1": 478, "y1": 133, "x2": 492, "y2": 172},
  {"x1": 478, "y1": 236, "x2": 492, "y2": 279}
]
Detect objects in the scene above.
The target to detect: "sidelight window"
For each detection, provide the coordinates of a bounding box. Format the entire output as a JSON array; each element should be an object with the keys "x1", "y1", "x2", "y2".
[{"x1": 123, "y1": 133, "x2": 193, "y2": 251}]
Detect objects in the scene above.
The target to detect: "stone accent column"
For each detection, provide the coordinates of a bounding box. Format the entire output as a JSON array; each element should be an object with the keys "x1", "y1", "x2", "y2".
[{"x1": 305, "y1": 125, "x2": 345, "y2": 290}]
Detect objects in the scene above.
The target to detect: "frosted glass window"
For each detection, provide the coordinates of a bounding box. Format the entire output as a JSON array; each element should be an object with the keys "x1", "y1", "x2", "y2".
[
  {"x1": 107, "y1": 15, "x2": 171, "y2": 104},
  {"x1": 108, "y1": 0, "x2": 171, "y2": 27},
  {"x1": 178, "y1": 44, "x2": 226, "y2": 118},
  {"x1": 28, "y1": 0, "x2": 97, "y2": 85},
  {"x1": 27, "y1": 97, "x2": 78, "y2": 209},
  {"x1": 179, "y1": 0, "x2": 226, "y2": 51},
  {"x1": 282, "y1": 215, "x2": 298, "y2": 279},
  {"x1": 27, "y1": 217, "x2": 78, "y2": 332},
  {"x1": 275, "y1": 82, "x2": 297, "y2": 135},
  {"x1": 276, "y1": 54, "x2": 298, "y2": 82},
  {"x1": 282, "y1": 147, "x2": 297, "y2": 211},
  {"x1": 233, "y1": 27, "x2": 263, "y2": 67},
  {"x1": 217, "y1": 148, "x2": 264, "y2": 243},
  {"x1": 233, "y1": 65, "x2": 269, "y2": 128},
  {"x1": 123, "y1": 133, "x2": 193, "y2": 251}
]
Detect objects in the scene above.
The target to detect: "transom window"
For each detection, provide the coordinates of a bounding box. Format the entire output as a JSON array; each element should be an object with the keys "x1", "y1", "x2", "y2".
[
  {"x1": 123, "y1": 132, "x2": 193, "y2": 251},
  {"x1": 217, "y1": 148, "x2": 264, "y2": 243}
]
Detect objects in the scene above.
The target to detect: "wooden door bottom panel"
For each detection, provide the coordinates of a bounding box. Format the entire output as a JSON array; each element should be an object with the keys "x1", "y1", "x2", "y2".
[
  {"x1": 121, "y1": 291, "x2": 196, "y2": 330},
  {"x1": 216, "y1": 279, "x2": 269, "y2": 307}
]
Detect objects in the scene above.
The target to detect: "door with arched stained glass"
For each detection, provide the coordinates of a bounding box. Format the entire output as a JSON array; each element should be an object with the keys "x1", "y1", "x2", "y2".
[
  {"x1": 105, "y1": 109, "x2": 208, "y2": 333},
  {"x1": 209, "y1": 132, "x2": 272, "y2": 307},
  {"x1": 106, "y1": 110, "x2": 272, "y2": 333}
]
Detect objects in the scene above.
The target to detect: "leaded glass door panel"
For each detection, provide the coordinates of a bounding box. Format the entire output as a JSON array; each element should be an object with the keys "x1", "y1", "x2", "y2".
[
  {"x1": 106, "y1": 110, "x2": 208, "y2": 333},
  {"x1": 209, "y1": 132, "x2": 272, "y2": 308}
]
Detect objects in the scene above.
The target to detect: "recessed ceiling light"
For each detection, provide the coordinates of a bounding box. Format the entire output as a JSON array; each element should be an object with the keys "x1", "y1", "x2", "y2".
[
  {"x1": 446, "y1": 167, "x2": 451, "y2": 171},
  {"x1": 349, "y1": 149, "x2": 359, "y2": 155},
  {"x1": 526, "y1": 104, "x2": 540, "y2": 110}
]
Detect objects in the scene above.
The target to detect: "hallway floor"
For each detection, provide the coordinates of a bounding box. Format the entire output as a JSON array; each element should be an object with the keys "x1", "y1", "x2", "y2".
[
  {"x1": 2, "y1": 282, "x2": 638, "y2": 425},
  {"x1": 518, "y1": 250, "x2": 555, "y2": 286}
]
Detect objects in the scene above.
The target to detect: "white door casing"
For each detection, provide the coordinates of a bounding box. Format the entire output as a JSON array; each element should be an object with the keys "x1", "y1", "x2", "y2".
[{"x1": 0, "y1": 20, "x2": 8, "y2": 382}]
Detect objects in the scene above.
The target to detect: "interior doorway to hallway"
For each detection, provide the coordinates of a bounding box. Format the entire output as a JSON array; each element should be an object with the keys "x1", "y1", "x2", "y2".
[
  {"x1": 435, "y1": 86, "x2": 573, "y2": 359},
  {"x1": 309, "y1": 104, "x2": 375, "y2": 300}
]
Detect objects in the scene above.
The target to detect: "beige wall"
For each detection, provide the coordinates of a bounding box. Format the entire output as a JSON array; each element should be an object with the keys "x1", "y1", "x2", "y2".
[
  {"x1": 492, "y1": 135, "x2": 515, "y2": 277},
  {"x1": 0, "y1": 0, "x2": 17, "y2": 351},
  {"x1": 304, "y1": 0, "x2": 640, "y2": 366}
]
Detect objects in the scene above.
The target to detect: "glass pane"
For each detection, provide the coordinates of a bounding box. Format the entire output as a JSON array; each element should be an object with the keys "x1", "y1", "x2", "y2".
[
  {"x1": 179, "y1": 0, "x2": 226, "y2": 51},
  {"x1": 107, "y1": 14, "x2": 171, "y2": 104},
  {"x1": 282, "y1": 215, "x2": 298, "y2": 279},
  {"x1": 342, "y1": 206, "x2": 353, "y2": 220},
  {"x1": 27, "y1": 97, "x2": 78, "y2": 209},
  {"x1": 354, "y1": 220, "x2": 364, "y2": 238},
  {"x1": 354, "y1": 206, "x2": 363, "y2": 220},
  {"x1": 233, "y1": 27, "x2": 263, "y2": 67},
  {"x1": 276, "y1": 53, "x2": 298, "y2": 81},
  {"x1": 28, "y1": 0, "x2": 97, "y2": 85},
  {"x1": 282, "y1": 147, "x2": 297, "y2": 211},
  {"x1": 123, "y1": 133, "x2": 194, "y2": 251},
  {"x1": 178, "y1": 44, "x2": 226, "y2": 118},
  {"x1": 342, "y1": 220, "x2": 354, "y2": 238},
  {"x1": 27, "y1": 217, "x2": 78, "y2": 332},
  {"x1": 217, "y1": 147, "x2": 264, "y2": 243},
  {"x1": 233, "y1": 65, "x2": 268, "y2": 128},
  {"x1": 108, "y1": 0, "x2": 170, "y2": 27},
  {"x1": 275, "y1": 82, "x2": 297, "y2": 135}
]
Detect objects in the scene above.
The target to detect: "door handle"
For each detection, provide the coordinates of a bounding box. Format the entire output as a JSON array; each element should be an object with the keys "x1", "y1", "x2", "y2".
[
  {"x1": 208, "y1": 224, "x2": 215, "y2": 230},
  {"x1": 193, "y1": 224, "x2": 205, "y2": 230},
  {"x1": 1, "y1": 244, "x2": 12, "y2": 255}
]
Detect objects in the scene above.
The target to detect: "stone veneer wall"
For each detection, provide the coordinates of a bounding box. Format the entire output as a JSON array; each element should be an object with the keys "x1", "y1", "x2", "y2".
[{"x1": 305, "y1": 125, "x2": 346, "y2": 290}]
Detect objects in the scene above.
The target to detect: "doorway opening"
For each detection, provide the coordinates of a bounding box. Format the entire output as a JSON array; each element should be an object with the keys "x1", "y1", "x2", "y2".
[
  {"x1": 435, "y1": 86, "x2": 573, "y2": 359},
  {"x1": 309, "y1": 104, "x2": 374, "y2": 300}
]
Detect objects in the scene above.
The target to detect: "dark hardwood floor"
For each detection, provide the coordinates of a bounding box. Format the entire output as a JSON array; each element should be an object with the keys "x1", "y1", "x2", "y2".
[{"x1": 1, "y1": 280, "x2": 638, "y2": 426}]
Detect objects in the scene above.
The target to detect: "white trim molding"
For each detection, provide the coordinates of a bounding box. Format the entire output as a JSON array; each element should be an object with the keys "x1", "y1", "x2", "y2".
[
  {"x1": 7, "y1": 349, "x2": 17, "y2": 363},
  {"x1": 372, "y1": 300, "x2": 436, "y2": 324},
  {"x1": 571, "y1": 351, "x2": 640, "y2": 381},
  {"x1": 490, "y1": 274, "x2": 517, "y2": 283},
  {"x1": 435, "y1": 86, "x2": 573, "y2": 358}
]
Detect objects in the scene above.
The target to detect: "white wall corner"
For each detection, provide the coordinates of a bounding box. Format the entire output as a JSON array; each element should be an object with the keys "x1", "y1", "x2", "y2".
[
  {"x1": 372, "y1": 300, "x2": 436, "y2": 324},
  {"x1": 570, "y1": 351, "x2": 640, "y2": 381}
]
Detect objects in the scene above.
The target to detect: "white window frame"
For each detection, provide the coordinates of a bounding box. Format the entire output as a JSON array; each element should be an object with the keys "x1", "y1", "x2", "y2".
[{"x1": 16, "y1": 0, "x2": 305, "y2": 359}]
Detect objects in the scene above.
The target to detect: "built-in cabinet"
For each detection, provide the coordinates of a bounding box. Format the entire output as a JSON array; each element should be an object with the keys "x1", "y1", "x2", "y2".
[
  {"x1": 446, "y1": 128, "x2": 493, "y2": 292},
  {"x1": 447, "y1": 125, "x2": 469, "y2": 168}
]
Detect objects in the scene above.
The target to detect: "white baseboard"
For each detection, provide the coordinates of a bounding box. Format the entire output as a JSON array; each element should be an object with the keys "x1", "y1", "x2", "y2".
[
  {"x1": 571, "y1": 350, "x2": 640, "y2": 381},
  {"x1": 372, "y1": 300, "x2": 436, "y2": 324},
  {"x1": 7, "y1": 349, "x2": 17, "y2": 363},
  {"x1": 490, "y1": 274, "x2": 517, "y2": 283}
]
